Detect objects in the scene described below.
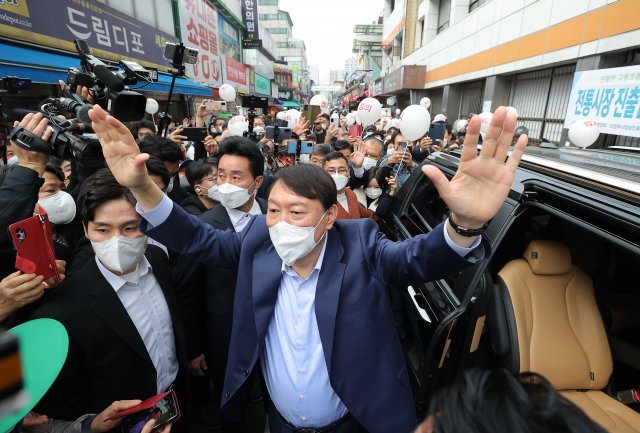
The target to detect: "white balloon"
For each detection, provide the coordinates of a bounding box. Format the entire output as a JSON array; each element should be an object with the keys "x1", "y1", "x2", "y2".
[
  {"x1": 420, "y1": 97, "x2": 431, "y2": 110},
  {"x1": 227, "y1": 115, "x2": 248, "y2": 136},
  {"x1": 381, "y1": 116, "x2": 392, "y2": 131},
  {"x1": 357, "y1": 98, "x2": 382, "y2": 126},
  {"x1": 399, "y1": 105, "x2": 431, "y2": 141},
  {"x1": 276, "y1": 111, "x2": 286, "y2": 120},
  {"x1": 286, "y1": 109, "x2": 301, "y2": 125},
  {"x1": 345, "y1": 113, "x2": 356, "y2": 126},
  {"x1": 568, "y1": 118, "x2": 599, "y2": 148},
  {"x1": 390, "y1": 118, "x2": 400, "y2": 128},
  {"x1": 478, "y1": 112, "x2": 493, "y2": 135},
  {"x1": 145, "y1": 98, "x2": 159, "y2": 115},
  {"x1": 506, "y1": 106, "x2": 518, "y2": 117},
  {"x1": 219, "y1": 84, "x2": 236, "y2": 102},
  {"x1": 310, "y1": 94, "x2": 329, "y2": 110},
  {"x1": 395, "y1": 108, "x2": 401, "y2": 116}
]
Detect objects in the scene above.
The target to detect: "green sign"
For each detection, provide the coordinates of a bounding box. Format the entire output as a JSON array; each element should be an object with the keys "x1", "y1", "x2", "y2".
[
  {"x1": 291, "y1": 63, "x2": 300, "y2": 88},
  {"x1": 254, "y1": 73, "x2": 271, "y2": 96}
]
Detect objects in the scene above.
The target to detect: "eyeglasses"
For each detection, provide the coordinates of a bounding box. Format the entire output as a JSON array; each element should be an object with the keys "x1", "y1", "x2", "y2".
[
  {"x1": 200, "y1": 176, "x2": 216, "y2": 183},
  {"x1": 325, "y1": 168, "x2": 349, "y2": 176}
]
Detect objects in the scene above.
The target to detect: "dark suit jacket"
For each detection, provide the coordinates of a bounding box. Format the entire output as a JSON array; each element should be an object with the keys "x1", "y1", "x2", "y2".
[
  {"x1": 143, "y1": 204, "x2": 488, "y2": 433},
  {"x1": 30, "y1": 245, "x2": 187, "y2": 423}
]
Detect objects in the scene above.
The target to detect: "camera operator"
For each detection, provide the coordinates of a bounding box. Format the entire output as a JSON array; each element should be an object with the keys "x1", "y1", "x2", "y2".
[{"x1": 0, "y1": 113, "x2": 67, "y2": 325}]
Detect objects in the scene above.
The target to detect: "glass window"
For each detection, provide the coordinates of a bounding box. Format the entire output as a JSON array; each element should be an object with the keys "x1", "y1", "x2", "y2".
[
  {"x1": 155, "y1": 0, "x2": 175, "y2": 35},
  {"x1": 437, "y1": 0, "x2": 450, "y2": 34},
  {"x1": 108, "y1": 0, "x2": 134, "y2": 15},
  {"x1": 134, "y1": 0, "x2": 156, "y2": 27},
  {"x1": 469, "y1": 0, "x2": 490, "y2": 12}
]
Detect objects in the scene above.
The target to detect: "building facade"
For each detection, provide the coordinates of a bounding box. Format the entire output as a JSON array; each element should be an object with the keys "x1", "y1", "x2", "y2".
[{"x1": 380, "y1": 0, "x2": 640, "y2": 147}]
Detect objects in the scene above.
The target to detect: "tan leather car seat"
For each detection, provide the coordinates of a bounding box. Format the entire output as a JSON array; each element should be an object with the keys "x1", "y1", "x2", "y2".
[{"x1": 498, "y1": 240, "x2": 640, "y2": 433}]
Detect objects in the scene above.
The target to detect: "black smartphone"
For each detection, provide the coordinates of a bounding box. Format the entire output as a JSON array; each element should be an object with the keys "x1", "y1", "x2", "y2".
[
  {"x1": 427, "y1": 123, "x2": 445, "y2": 141},
  {"x1": 120, "y1": 391, "x2": 181, "y2": 433},
  {"x1": 266, "y1": 126, "x2": 292, "y2": 140},
  {"x1": 181, "y1": 127, "x2": 208, "y2": 141},
  {"x1": 286, "y1": 140, "x2": 298, "y2": 154}
]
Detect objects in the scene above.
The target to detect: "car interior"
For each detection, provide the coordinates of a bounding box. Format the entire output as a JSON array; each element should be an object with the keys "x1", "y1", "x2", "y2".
[{"x1": 386, "y1": 170, "x2": 640, "y2": 432}]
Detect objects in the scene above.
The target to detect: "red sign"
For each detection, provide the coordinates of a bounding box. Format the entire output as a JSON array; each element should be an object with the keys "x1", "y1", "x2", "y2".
[{"x1": 224, "y1": 56, "x2": 247, "y2": 86}]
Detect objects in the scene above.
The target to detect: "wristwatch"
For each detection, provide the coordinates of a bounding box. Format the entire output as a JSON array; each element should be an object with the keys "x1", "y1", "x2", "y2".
[{"x1": 448, "y1": 214, "x2": 489, "y2": 237}]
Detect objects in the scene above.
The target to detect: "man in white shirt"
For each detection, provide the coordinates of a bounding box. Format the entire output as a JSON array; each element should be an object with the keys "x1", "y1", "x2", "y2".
[{"x1": 32, "y1": 169, "x2": 185, "y2": 431}]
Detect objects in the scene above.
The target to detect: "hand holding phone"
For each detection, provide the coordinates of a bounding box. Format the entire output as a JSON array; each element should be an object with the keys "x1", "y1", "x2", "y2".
[
  {"x1": 108, "y1": 390, "x2": 180, "y2": 433},
  {"x1": 9, "y1": 211, "x2": 60, "y2": 283}
]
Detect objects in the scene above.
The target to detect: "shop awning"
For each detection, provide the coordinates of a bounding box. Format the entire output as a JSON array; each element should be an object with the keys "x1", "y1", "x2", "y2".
[
  {"x1": 281, "y1": 100, "x2": 301, "y2": 108},
  {"x1": 0, "y1": 42, "x2": 211, "y2": 96}
]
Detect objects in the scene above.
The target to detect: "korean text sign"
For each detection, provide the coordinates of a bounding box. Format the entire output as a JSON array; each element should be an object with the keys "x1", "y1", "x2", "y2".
[
  {"x1": 0, "y1": 0, "x2": 177, "y2": 70},
  {"x1": 179, "y1": 0, "x2": 222, "y2": 86},
  {"x1": 564, "y1": 65, "x2": 640, "y2": 138}
]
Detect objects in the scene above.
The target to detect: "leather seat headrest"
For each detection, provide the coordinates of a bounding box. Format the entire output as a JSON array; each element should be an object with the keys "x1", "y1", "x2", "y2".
[{"x1": 523, "y1": 241, "x2": 572, "y2": 275}]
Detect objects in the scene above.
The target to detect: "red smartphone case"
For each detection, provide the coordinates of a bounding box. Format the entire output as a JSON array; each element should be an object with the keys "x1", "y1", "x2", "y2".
[
  {"x1": 9, "y1": 210, "x2": 60, "y2": 282},
  {"x1": 108, "y1": 391, "x2": 171, "y2": 420},
  {"x1": 348, "y1": 125, "x2": 362, "y2": 138}
]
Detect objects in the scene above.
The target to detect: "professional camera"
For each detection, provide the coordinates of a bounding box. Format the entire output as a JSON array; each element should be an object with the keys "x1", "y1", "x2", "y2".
[{"x1": 67, "y1": 39, "x2": 147, "y2": 122}]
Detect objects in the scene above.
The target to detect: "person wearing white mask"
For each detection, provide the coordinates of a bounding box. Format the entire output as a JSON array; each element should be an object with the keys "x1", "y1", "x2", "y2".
[
  {"x1": 179, "y1": 158, "x2": 219, "y2": 215},
  {"x1": 31, "y1": 168, "x2": 186, "y2": 428},
  {"x1": 172, "y1": 137, "x2": 269, "y2": 432},
  {"x1": 322, "y1": 152, "x2": 374, "y2": 220},
  {"x1": 88, "y1": 104, "x2": 527, "y2": 433}
]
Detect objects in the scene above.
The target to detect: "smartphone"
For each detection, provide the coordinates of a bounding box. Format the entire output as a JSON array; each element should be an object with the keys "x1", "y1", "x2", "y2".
[
  {"x1": 286, "y1": 140, "x2": 298, "y2": 155},
  {"x1": 206, "y1": 101, "x2": 226, "y2": 112},
  {"x1": 114, "y1": 390, "x2": 180, "y2": 433},
  {"x1": 9, "y1": 212, "x2": 60, "y2": 282},
  {"x1": 266, "y1": 126, "x2": 292, "y2": 140},
  {"x1": 348, "y1": 124, "x2": 362, "y2": 139},
  {"x1": 330, "y1": 113, "x2": 340, "y2": 130},
  {"x1": 181, "y1": 127, "x2": 208, "y2": 141},
  {"x1": 271, "y1": 119, "x2": 288, "y2": 128},
  {"x1": 399, "y1": 141, "x2": 409, "y2": 151},
  {"x1": 300, "y1": 140, "x2": 314, "y2": 154},
  {"x1": 426, "y1": 123, "x2": 445, "y2": 141},
  {"x1": 303, "y1": 105, "x2": 321, "y2": 123}
]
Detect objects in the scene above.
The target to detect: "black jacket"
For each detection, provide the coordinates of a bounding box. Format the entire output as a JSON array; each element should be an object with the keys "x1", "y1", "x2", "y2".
[
  {"x1": 30, "y1": 245, "x2": 187, "y2": 423},
  {"x1": 174, "y1": 199, "x2": 267, "y2": 390},
  {"x1": 179, "y1": 194, "x2": 210, "y2": 216}
]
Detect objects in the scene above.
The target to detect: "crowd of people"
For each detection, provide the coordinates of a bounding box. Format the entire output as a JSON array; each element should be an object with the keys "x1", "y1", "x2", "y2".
[{"x1": 0, "y1": 82, "x2": 607, "y2": 433}]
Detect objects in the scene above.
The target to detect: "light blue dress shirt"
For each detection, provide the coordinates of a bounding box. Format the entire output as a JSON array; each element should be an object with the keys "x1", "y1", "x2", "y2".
[{"x1": 137, "y1": 195, "x2": 481, "y2": 425}]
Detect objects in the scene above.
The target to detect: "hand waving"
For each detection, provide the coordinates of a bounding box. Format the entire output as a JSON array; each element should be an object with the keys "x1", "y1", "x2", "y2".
[
  {"x1": 421, "y1": 106, "x2": 526, "y2": 229},
  {"x1": 88, "y1": 105, "x2": 150, "y2": 190},
  {"x1": 350, "y1": 138, "x2": 365, "y2": 168}
]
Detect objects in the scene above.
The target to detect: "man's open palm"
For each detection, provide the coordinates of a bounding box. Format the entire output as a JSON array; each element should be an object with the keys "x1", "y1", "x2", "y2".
[
  {"x1": 422, "y1": 107, "x2": 527, "y2": 228},
  {"x1": 89, "y1": 105, "x2": 150, "y2": 189}
]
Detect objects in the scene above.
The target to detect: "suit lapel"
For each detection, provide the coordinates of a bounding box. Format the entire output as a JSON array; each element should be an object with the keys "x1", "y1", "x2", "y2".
[
  {"x1": 251, "y1": 240, "x2": 284, "y2": 343},
  {"x1": 85, "y1": 260, "x2": 154, "y2": 368},
  {"x1": 315, "y1": 230, "x2": 345, "y2": 370},
  {"x1": 210, "y1": 205, "x2": 235, "y2": 231}
]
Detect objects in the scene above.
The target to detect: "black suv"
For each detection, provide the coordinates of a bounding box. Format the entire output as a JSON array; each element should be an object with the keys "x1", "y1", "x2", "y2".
[{"x1": 383, "y1": 146, "x2": 640, "y2": 430}]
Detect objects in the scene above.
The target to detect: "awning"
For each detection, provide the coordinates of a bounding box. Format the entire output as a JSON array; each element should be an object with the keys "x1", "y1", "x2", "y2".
[
  {"x1": 281, "y1": 100, "x2": 301, "y2": 108},
  {"x1": 0, "y1": 42, "x2": 211, "y2": 96}
]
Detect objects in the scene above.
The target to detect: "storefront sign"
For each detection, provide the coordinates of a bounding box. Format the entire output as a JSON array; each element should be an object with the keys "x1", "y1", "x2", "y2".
[
  {"x1": 179, "y1": 0, "x2": 221, "y2": 86},
  {"x1": 564, "y1": 65, "x2": 640, "y2": 138},
  {"x1": 241, "y1": 0, "x2": 259, "y2": 40},
  {"x1": 254, "y1": 72, "x2": 271, "y2": 96},
  {"x1": 291, "y1": 63, "x2": 299, "y2": 89},
  {"x1": 218, "y1": 13, "x2": 241, "y2": 62},
  {"x1": 223, "y1": 55, "x2": 247, "y2": 87},
  {"x1": 0, "y1": 0, "x2": 177, "y2": 70}
]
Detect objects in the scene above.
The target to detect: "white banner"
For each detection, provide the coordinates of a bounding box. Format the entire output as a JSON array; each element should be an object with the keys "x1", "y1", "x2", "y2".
[
  {"x1": 178, "y1": 0, "x2": 221, "y2": 87},
  {"x1": 564, "y1": 65, "x2": 640, "y2": 138}
]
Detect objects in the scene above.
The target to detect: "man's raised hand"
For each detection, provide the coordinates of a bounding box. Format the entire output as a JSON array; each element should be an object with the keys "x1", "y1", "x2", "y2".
[{"x1": 421, "y1": 106, "x2": 526, "y2": 229}]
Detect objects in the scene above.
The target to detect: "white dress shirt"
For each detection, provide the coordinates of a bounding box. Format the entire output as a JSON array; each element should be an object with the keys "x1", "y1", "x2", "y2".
[
  {"x1": 261, "y1": 238, "x2": 349, "y2": 427},
  {"x1": 224, "y1": 198, "x2": 262, "y2": 232},
  {"x1": 95, "y1": 255, "x2": 178, "y2": 393},
  {"x1": 336, "y1": 192, "x2": 349, "y2": 214}
]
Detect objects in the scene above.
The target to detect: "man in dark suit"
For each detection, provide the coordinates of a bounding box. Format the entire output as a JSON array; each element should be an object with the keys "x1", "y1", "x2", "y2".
[
  {"x1": 175, "y1": 137, "x2": 267, "y2": 433},
  {"x1": 31, "y1": 169, "x2": 186, "y2": 431},
  {"x1": 89, "y1": 105, "x2": 527, "y2": 433}
]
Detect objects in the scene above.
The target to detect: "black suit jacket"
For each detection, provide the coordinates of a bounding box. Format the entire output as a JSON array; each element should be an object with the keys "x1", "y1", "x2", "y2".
[
  {"x1": 31, "y1": 245, "x2": 187, "y2": 422},
  {"x1": 174, "y1": 199, "x2": 267, "y2": 386}
]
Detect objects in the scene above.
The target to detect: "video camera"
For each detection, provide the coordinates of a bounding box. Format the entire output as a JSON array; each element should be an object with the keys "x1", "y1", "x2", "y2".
[{"x1": 66, "y1": 39, "x2": 147, "y2": 122}]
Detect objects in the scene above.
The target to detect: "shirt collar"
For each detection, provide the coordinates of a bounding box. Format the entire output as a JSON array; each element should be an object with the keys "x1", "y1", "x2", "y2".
[
  {"x1": 281, "y1": 232, "x2": 328, "y2": 279},
  {"x1": 95, "y1": 255, "x2": 151, "y2": 292},
  {"x1": 225, "y1": 199, "x2": 262, "y2": 229}
]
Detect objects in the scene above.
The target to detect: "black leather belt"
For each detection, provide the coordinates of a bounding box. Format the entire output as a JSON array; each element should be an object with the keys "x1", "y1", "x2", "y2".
[{"x1": 275, "y1": 410, "x2": 353, "y2": 433}]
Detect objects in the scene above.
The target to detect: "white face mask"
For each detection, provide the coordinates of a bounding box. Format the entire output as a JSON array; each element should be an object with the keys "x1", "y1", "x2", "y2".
[
  {"x1": 362, "y1": 157, "x2": 378, "y2": 171},
  {"x1": 268, "y1": 211, "x2": 327, "y2": 266},
  {"x1": 217, "y1": 179, "x2": 256, "y2": 209},
  {"x1": 365, "y1": 187, "x2": 383, "y2": 200},
  {"x1": 91, "y1": 235, "x2": 147, "y2": 274},
  {"x1": 7, "y1": 155, "x2": 19, "y2": 165},
  {"x1": 299, "y1": 154, "x2": 310, "y2": 164},
  {"x1": 38, "y1": 191, "x2": 76, "y2": 225},
  {"x1": 207, "y1": 184, "x2": 221, "y2": 202},
  {"x1": 331, "y1": 174, "x2": 349, "y2": 191}
]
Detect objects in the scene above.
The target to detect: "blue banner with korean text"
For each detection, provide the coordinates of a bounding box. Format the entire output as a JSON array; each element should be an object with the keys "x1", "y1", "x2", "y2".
[
  {"x1": 564, "y1": 65, "x2": 640, "y2": 138},
  {"x1": 242, "y1": 0, "x2": 259, "y2": 40},
  {"x1": 0, "y1": 0, "x2": 178, "y2": 71}
]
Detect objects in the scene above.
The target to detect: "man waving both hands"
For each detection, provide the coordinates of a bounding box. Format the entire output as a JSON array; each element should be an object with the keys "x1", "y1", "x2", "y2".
[{"x1": 88, "y1": 104, "x2": 526, "y2": 433}]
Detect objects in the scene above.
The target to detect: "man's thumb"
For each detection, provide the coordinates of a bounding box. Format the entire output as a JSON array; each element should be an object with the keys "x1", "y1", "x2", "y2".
[{"x1": 421, "y1": 165, "x2": 450, "y2": 197}]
